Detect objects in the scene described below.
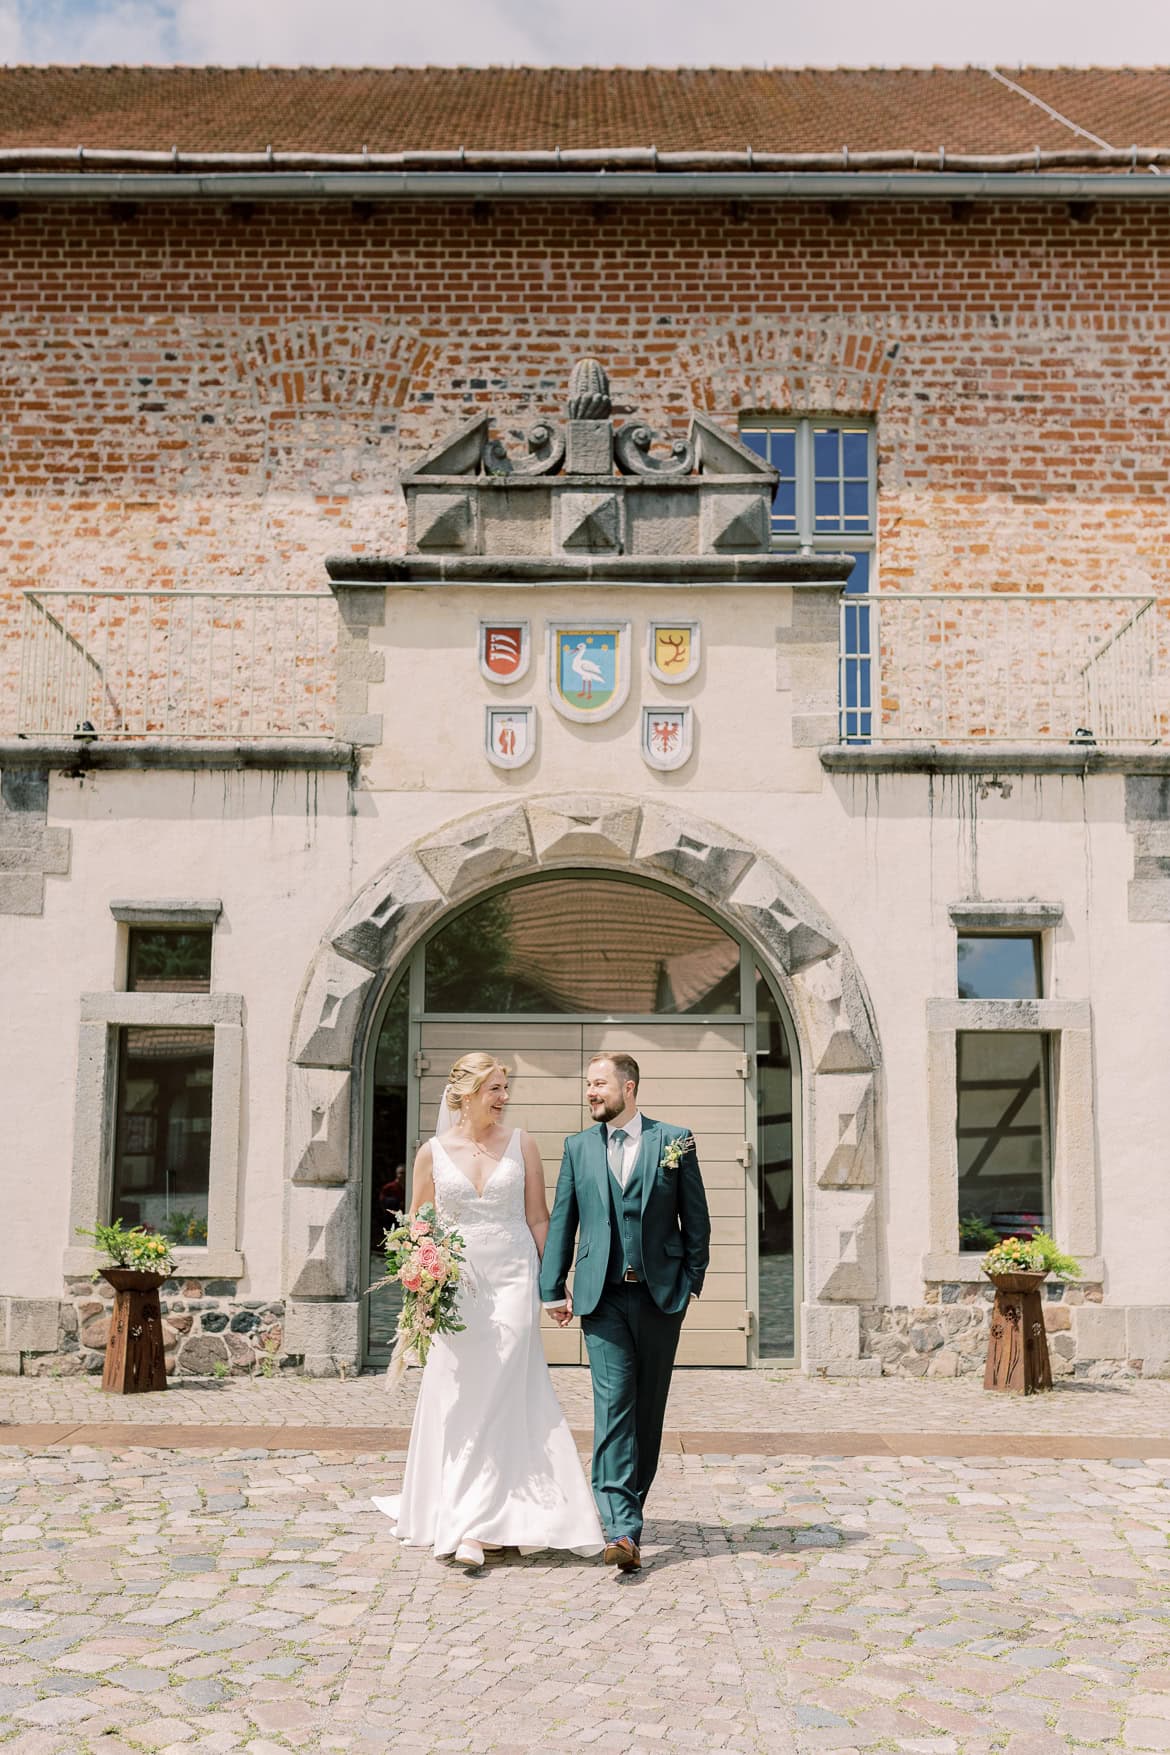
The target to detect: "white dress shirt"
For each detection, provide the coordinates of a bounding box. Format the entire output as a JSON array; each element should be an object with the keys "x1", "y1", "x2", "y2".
[{"x1": 605, "y1": 1110, "x2": 643, "y2": 1189}]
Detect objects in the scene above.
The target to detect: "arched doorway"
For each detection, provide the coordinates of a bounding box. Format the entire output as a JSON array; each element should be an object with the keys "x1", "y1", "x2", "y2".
[{"x1": 362, "y1": 871, "x2": 801, "y2": 1369}]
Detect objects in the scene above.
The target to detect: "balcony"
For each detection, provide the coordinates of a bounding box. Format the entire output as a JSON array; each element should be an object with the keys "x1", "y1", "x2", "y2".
[
  {"x1": 11, "y1": 590, "x2": 337, "y2": 741},
  {"x1": 840, "y1": 593, "x2": 1165, "y2": 746}
]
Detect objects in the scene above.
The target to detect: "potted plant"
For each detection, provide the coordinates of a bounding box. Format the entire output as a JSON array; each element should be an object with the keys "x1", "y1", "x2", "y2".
[
  {"x1": 981, "y1": 1230, "x2": 1081, "y2": 1291},
  {"x1": 980, "y1": 1231, "x2": 1081, "y2": 1394},
  {"x1": 75, "y1": 1221, "x2": 176, "y2": 1393},
  {"x1": 76, "y1": 1219, "x2": 177, "y2": 1289}
]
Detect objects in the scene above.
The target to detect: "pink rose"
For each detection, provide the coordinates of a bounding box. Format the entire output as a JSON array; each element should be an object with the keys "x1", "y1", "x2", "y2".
[
  {"x1": 399, "y1": 1270, "x2": 423, "y2": 1293},
  {"x1": 410, "y1": 1219, "x2": 433, "y2": 1238},
  {"x1": 417, "y1": 1242, "x2": 443, "y2": 1275}
]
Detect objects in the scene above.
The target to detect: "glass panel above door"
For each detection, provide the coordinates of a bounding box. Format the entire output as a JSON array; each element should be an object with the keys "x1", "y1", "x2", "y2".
[{"x1": 425, "y1": 877, "x2": 742, "y2": 1015}]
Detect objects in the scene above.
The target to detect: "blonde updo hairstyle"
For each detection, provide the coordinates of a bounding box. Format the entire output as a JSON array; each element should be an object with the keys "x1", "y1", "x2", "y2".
[{"x1": 444, "y1": 1051, "x2": 509, "y2": 1119}]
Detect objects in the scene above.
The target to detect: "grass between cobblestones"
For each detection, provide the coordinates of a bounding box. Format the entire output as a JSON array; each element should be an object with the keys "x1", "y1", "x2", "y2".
[{"x1": 1, "y1": 1443, "x2": 1168, "y2": 1755}]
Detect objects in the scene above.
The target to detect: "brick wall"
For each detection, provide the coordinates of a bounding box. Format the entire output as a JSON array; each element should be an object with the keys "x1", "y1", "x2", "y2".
[{"x1": 2, "y1": 196, "x2": 1170, "y2": 718}]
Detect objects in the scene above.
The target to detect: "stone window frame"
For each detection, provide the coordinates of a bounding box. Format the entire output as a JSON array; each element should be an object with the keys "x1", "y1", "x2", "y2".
[
  {"x1": 63, "y1": 898, "x2": 243, "y2": 1280},
  {"x1": 924, "y1": 900, "x2": 1100, "y2": 1283}
]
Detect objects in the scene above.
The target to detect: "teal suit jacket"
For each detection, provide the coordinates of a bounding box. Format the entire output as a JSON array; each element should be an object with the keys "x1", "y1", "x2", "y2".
[{"x1": 539, "y1": 1117, "x2": 711, "y2": 1318}]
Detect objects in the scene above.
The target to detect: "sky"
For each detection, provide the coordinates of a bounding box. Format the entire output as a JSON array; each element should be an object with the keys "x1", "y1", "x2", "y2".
[{"x1": 1, "y1": 0, "x2": 1169, "y2": 69}]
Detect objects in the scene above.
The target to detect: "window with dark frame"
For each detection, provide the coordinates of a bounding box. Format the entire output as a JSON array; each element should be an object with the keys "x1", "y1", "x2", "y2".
[
  {"x1": 739, "y1": 418, "x2": 876, "y2": 741},
  {"x1": 127, "y1": 926, "x2": 213, "y2": 993},
  {"x1": 112, "y1": 921, "x2": 216, "y2": 1245},
  {"x1": 956, "y1": 934, "x2": 1042, "y2": 1001},
  {"x1": 954, "y1": 932, "x2": 1050, "y2": 1249},
  {"x1": 110, "y1": 1026, "x2": 214, "y2": 1245}
]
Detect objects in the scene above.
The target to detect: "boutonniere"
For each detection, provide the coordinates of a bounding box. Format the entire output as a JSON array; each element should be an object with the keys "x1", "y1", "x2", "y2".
[{"x1": 659, "y1": 1132, "x2": 696, "y2": 1172}]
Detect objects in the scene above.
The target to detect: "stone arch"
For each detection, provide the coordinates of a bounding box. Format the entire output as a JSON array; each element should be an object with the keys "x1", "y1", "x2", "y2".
[{"x1": 282, "y1": 796, "x2": 882, "y2": 1373}]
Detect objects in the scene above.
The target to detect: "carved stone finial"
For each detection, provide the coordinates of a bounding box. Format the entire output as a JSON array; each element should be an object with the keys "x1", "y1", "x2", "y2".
[{"x1": 567, "y1": 357, "x2": 612, "y2": 420}]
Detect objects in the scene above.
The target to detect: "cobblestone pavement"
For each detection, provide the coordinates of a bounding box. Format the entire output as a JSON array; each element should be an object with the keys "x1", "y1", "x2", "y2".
[
  {"x1": 4, "y1": 1369, "x2": 1170, "y2": 1436},
  {"x1": 2, "y1": 1439, "x2": 1170, "y2": 1755}
]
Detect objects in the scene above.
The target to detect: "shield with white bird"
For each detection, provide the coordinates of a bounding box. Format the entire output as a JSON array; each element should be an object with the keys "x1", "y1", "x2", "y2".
[{"x1": 547, "y1": 622, "x2": 631, "y2": 723}]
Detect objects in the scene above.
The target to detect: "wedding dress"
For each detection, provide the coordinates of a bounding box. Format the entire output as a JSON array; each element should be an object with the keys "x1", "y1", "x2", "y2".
[{"x1": 372, "y1": 1128, "x2": 604, "y2": 1559}]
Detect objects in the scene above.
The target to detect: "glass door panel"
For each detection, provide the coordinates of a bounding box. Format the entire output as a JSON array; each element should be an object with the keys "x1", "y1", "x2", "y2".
[{"x1": 756, "y1": 973, "x2": 795, "y2": 1360}]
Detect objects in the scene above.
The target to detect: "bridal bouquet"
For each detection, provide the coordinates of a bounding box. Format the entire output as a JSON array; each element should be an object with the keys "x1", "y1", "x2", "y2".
[{"x1": 373, "y1": 1204, "x2": 468, "y2": 1384}]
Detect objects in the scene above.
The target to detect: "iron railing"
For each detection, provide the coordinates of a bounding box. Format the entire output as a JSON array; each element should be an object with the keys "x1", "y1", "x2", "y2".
[
  {"x1": 15, "y1": 590, "x2": 337, "y2": 739},
  {"x1": 840, "y1": 592, "x2": 1163, "y2": 743}
]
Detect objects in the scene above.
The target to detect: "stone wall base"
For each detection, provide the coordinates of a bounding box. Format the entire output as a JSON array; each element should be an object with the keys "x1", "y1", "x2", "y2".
[
  {"x1": 861, "y1": 1287, "x2": 1170, "y2": 1380},
  {"x1": 2, "y1": 1282, "x2": 288, "y2": 1379}
]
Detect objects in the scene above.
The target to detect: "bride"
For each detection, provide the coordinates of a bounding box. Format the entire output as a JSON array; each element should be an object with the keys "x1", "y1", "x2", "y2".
[{"x1": 372, "y1": 1051, "x2": 604, "y2": 1569}]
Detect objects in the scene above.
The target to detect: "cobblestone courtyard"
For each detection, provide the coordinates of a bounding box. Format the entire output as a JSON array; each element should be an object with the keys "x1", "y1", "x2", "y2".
[{"x1": 2, "y1": 1373, "x2": 1169, "y2": 1754}]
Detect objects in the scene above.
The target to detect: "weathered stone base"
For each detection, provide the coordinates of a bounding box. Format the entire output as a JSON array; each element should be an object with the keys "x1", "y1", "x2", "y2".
[
  {"x1": 6, "y1": 1282, "x2": 287, "y2": 1379},
  {"x1": 861, "y1": 1287, "x2": 1170, "y2": 1380}
]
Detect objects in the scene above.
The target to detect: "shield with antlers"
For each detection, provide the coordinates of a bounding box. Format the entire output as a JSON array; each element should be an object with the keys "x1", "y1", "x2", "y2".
[{"x1": 647, "y1": 621, "x2": 701, "y2": 685}]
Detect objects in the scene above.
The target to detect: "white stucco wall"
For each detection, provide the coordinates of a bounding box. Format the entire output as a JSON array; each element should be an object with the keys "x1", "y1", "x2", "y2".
[{"x1": 3, "y1": 748, "x2": 1167, "y2": 1322}]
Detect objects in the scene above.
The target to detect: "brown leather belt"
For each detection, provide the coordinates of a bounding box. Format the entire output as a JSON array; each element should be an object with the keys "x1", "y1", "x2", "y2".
[{"x1": 623, "y1": 1269, "x2": 639, "y2": 1282}]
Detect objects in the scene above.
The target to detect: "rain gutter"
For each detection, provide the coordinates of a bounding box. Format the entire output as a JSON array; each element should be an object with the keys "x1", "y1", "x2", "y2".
[{"x1": 3, "y1": 172, "x2": 1170, "y2": 201}]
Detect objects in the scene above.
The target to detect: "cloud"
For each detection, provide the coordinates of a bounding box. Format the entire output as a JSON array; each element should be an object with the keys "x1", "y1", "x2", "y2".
[
  {"x1": 3, "y1": 0, "x2": 1170, "y2": 68},
  {"x1": 172, "y1": 0, "x2": 538, "y2": 67}
]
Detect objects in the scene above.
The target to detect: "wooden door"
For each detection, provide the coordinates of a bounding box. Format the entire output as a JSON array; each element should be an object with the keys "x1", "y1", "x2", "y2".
[{"x1": 417, "y1": 1021, "x2": 750, "y2": 1367}]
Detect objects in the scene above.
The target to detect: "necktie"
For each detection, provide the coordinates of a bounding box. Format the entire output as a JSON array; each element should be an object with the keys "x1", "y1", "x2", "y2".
[{"x1": 608, "y1": 1128, "x2": 629, "y2": 1187}]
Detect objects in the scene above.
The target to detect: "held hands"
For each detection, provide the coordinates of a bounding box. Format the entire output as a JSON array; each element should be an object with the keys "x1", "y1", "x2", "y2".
[{"x1": 547, "y1": 1289, "x2": 574, "y2": 1327}]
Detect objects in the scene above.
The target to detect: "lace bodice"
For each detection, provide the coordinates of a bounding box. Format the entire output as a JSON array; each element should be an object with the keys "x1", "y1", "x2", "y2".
[{"x1": 431, "y1": 1128, "x2": 531, "y2": 1246}]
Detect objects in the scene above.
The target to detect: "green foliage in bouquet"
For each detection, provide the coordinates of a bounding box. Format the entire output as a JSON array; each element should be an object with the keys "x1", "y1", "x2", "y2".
[{"x1": 981, "y1": 1230, "x2": 1082, "y2": 1280}]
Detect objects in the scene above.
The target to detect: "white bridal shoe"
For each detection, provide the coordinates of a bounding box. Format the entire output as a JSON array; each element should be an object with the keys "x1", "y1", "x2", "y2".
[{"x1": 454, "y1": 1539, "x2": 486, "y2": 1569}]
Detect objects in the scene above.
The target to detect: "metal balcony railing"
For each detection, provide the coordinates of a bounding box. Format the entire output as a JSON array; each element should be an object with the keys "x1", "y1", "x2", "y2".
[
  {"x1": 15, "y1": 590, "x2": 338, "y2": 740},
  {"x1": 840, "y1": 592, "x2": 1164, "y2": 744}
]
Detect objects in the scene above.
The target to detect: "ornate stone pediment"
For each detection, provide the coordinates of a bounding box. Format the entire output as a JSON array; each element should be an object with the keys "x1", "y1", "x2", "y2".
[{"x1": 399, "y1": 358, "x2": 779, "y2": 560}]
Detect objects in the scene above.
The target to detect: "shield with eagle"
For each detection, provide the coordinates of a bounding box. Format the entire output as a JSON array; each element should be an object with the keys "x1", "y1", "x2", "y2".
[
  {"x1": 641, "y1": 704, "x2": 694, "y2": 771},
  {"x1": 547, "y1": 621, "x2": 631, "y2": 723}
]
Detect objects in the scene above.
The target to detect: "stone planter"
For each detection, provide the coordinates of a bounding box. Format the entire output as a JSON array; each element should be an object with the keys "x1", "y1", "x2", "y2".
[
  {"x1": 98, "y1": 1268, "x2": 168, "y2": 1394},
  {"x1": 983, "y1": 1269, "x2": 1052, "y2": 1394}
]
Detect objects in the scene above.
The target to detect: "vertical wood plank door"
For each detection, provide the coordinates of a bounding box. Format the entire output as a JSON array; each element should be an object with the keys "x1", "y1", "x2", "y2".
[
  {"x1": 589, "y1": 1024, "x2": 749, "y2": 1367},
  {"x1": 418, "y1": 1022, "x2": 589, "y2": 1364},
  {"x1": 418, "y1": 1022, "x2": 750, "y2": 1368}
]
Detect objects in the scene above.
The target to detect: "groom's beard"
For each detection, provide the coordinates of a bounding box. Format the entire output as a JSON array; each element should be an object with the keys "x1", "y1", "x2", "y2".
[{"x1": 589, "y1": 1097, "x2": 625, "y2": 1124}]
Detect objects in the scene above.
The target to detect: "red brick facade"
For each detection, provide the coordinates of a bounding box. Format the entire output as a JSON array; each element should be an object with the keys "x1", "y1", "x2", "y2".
[{"x1": 2, "y1": 193, "x2": 1169, "y2": 699}]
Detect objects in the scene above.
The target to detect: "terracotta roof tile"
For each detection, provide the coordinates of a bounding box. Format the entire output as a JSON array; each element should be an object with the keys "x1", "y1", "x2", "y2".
[{"x1": 1, "y1": 64, "x2": 1170, "y2": 158}]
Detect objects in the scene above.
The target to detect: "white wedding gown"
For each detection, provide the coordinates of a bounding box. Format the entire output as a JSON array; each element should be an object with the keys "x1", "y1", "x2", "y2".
[{"x1": 372, "y1": 1128, "x2": 604, "y2": 1558}]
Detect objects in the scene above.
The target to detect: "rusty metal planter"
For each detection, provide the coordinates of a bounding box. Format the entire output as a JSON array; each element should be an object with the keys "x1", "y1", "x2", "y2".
[
  {"x1": 983, "y1": 1269, "x2": 1052, "y2": 1394},
  {"x1": 99, "y1": 1268, "x2": 168, "y2": 1394}
]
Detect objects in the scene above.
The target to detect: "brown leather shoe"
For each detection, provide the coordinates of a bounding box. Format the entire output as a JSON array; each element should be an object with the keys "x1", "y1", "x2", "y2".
[{"x1": 603, "y1": 1537, "x2": 641, "y2": 1572}]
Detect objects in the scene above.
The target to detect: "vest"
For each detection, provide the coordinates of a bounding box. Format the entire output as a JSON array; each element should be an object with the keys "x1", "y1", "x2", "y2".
[{"x1": 605, "y1": 1147, "x2": 646, "y2": 1285}]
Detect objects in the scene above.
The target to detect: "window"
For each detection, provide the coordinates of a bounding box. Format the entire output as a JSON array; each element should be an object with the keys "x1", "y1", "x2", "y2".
[
  {"x1": 127, "y1": 927, "x2": 212, "y2": 993},
  {"x1": 67, "y1": 901, "x2": 242, "y2": 1280},
  {"x1": 739, "y1": 418, "x2": 876, "y2": 741},
  {"x1": 954, "y1": 931, "x2": 1049, "y2": 1248},
  {"x1": 424, "y1": 877, "x2": 740, "y2": 1015},
  {"x1": 957, "y1": 935, "x2": 1042, "y2": 1001},
  {"x1": 956, "y1": 1032, "x2": 1050, "y2": 1248},
  {"x1": 111, "y1": 1027, "x2": 214, "y2": 1243}
]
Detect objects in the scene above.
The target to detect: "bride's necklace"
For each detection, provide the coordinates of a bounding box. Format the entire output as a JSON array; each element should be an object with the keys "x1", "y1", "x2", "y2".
[{"x1": 458, "y1": 1123, "x2": 496, "y2": 1158}]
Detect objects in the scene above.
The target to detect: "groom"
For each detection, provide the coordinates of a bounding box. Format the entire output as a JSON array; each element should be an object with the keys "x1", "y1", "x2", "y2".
[{"x1": 540, "y1": 1052, "x2": 711, "y2": 1573}]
